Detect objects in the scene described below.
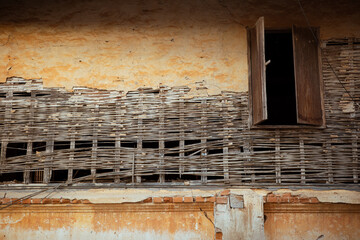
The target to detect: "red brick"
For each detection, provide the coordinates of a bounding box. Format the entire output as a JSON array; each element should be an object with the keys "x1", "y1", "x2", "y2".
[
  {"x1": 21, "y1": 198, "x2": 32, "y2": 204},
  {"x1": 142, "y1": 197, "x2": 152, "y2": 203},
  {"x1": 60, "y1": 198, "x2": 71, "y2": 204},
  {"x1": 81, "y1": 199, "x2": 91, "y2": 204},
  {"x1": 220, "y1": 190, "x2": 230, "y2": 196},
  {"x1": 11, "y1": 198, "x2": 20, "y2": 204},
  {"x1": 71, "y1": 199, "x2": 81, "y2": 204},
  {"x1": 153, "y1": 197, "x2": 163, "y2": 203},
  {"x1": 205, "y1": 197, "x2": 215, "y2": 203},
  {"x1": 52, "y1": 198, "x2": 61, "y2": 204},
  {"x1": 215, "y1": 232, "x2": 223, "y2": 240},
  {"x1": 2, "y1": 198, "x2": 11, "y2": 204},
  {"x1": 173, "y1": 197, "x2": 183, "y2": 203},
  {"x1": 282, "y1": 193, "x2": 292, "y2": 198},
  {"x1": 216, "y1": 197, "x2": 228, "y2": 204},
  {"x1": 267, "y1": 195, "x2": 277, "y2": 203},
  {"x1": 183, "y1": 197, "x2": 193, "y2": 203},
  {"x1": 31, "y1": 198, "x2": 41, "y2": 204},
  {"x1": 292, "y1": 197, "x2": 300, "y2": 203},
  {"x1": 310, "y1": 197, "x2": 319, "y2": 203},
  {"x1": 195, "y1": 196, "x2": 205, "y2": 202},
  {"x1": 280, "y1": 196, "x2": 290, "y2": 203},
  {"x1": 300, "y1": 198, "x2": 310, "y2": 203},
  {"x1": 163, "y1": 197, "x2": 173, "y2": 203},
  {"x1": 42, "y1": 198, "x2": 52, "y2": 204}
]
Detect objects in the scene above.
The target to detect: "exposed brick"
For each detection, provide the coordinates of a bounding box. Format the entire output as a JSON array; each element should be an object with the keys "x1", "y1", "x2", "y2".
[
  {"x1": 31, "y1": 198, "x2": 41, "y2": 204},
  {"x1": 173, "y1": 197, "x2": 183, "y2": 203},
  {"x1": 195, "y1": 196, "x2": 205, "y2": 202},
  {"x1": 205, "y1": 197, "x2": 215, "y2": 203},
  {"x1": 300, "y1": 198, "x2": 310, "y2": 203},
  {"x1": 11, "y1": 198, "x2": 19, "y2": 204},
  {"x1": 220, "y1": 190, "x2": 230, "y2": 196},
  {"x1": 267, "y1": 195, "x2": 277, "y2": 203},
  {"x1": 280, "y1": 196, "x2": 290, "y2": 203},
  {"x1": 215, "y1": 232, "x2": 223, "y2": 240},
  {"x1": 60, "y1": 198, "x2": 71, "y2": 204},
  {"x1": 216, "y1": 197, "x2": 228, "y2": 204},
  {"x1": 153, "y1": 197, "x2": 163, "y2": 203},
  {"x1": 52, "y1": 198, "x2": 61, "y2": 204},
  {"x1": 292, "y1": 197, "x2": 300, "y2": 203},
  {"x1": 21, "y1": 198, "x2": 32, "y2": 204},
  {"x1": 310, "y1": 197, "x2": 320, "y2": 203},
  {"x1": 71, "y1": 199, "x2": 81, "y2": 204},
  {"x1": 42, "y1": 198, "x2": 52, "y2": 204},
  {"x1": 163, "y1": 197, "x2": 173, "y2": 203},
  {"x1": 142, "y1": 197, "x2": 152, "y2": 203},
  {"x1": 282, "y1": 193, "x2": 292, "y2": 198},
  {"x1": 183, "y1": 197, "x2": 193, "y2": 203},
  {"x1": 2, "y1": 198, "x2": 11, "y2": 204},
  {"x1": 81, "y1": 199, "x2": 91, "y2": 204}
]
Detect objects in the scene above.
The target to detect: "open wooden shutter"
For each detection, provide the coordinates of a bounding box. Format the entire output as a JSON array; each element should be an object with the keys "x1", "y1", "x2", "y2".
[
  {"x1": 292, "y1": 26, "x2": 324, "y2": 125},
  {"x1": 250, "y1": 17, "x2": 267, "y2": 125}
]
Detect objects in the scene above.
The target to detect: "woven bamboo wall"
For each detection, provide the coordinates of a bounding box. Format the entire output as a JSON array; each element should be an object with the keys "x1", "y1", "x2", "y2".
[{"x1": 0, "y1": 39, "x2": 359, "y2": 187}]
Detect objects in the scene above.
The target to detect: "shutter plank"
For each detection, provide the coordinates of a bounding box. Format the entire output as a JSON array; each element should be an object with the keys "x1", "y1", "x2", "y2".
[
  {"x1": 249, "y1": 17, "x2": 267, "y2": 125},
  {"x1": 292, "y1": 26, "x2": 323, "y2": 125}
]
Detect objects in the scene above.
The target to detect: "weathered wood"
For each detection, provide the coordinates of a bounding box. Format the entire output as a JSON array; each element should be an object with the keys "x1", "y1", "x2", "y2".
[
  {"x1": 249, "y1": 16, "x2": 267, "y2": 125},
  {"x1": 292, "y1": 26, "x2": 324, "y2": 125},
  {"x1": 0, "y1": 37, "x2": 358, "y2": 187}
]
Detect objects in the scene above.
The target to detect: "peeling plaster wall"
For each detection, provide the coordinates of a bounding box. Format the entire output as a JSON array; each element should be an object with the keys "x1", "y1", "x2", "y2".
[{"x1": 0, "y1": 0, "x2": 359, "y2": 93}]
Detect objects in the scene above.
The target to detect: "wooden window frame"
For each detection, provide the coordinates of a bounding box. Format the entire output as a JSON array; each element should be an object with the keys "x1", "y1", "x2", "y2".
[{"x1": 247, "y1": 17, "x2": 325, "y2": 129}]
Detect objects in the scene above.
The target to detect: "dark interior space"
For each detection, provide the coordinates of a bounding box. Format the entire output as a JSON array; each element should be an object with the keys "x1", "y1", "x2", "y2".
[{"x1": 261, "y1": 30, "x2": 297, "y2": 125}]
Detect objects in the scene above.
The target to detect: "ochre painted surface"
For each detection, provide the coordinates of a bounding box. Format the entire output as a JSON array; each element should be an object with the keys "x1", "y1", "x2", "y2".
[
  {"x1": 264, "y1": 203, "x2": 360, "y2": 240},
  {"x1": 0, "y1": 0, "x2": 358, "y2": 93},
  {"x1": 0, "y1": 203, "x2": 214, "y2": 240}
]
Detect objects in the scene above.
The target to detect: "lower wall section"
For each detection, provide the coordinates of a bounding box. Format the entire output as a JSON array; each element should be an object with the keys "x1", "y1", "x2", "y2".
[
  {"x1": 0, "y1": 203, "x2": 214, "y2": 240},
  {"x1": 264, "y1": 203, "x2": 360, "y2": 240}
]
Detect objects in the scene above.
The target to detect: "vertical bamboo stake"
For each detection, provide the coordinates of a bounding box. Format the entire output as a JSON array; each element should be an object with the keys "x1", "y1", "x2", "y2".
[
  {"x1": 136, "y1": 90, "x2": 143, "y2": 183},
  {"x1": 114, "y1": 94, "x2": 123, "y2": 183},
  {"x1": 299, "y1": 138, "x2": 306, "y2": 184},
  {"x1": 159, "y1": 87, "x2": 165, "y2": 183},
  {"x1": 179, "y1": 88, "x2": 185, "y2": 177},
  {"x1": 222, "y1": 99, "x2": 230, "y2": 183},
  {"x1": 1, "y1": 91, "x2": 12, "y2": 174},
  {"x1": 275, "y1": 130, "x2": 281, "y2": 184},
  {"x1": 91, "y1": 104, "x2": 99, "y2": 183},
  {"x1": 24, "y1": 91, "x2": 34, "y2": 184},
  {"x1": 201, "y1": 99, "x2": 207, "y2": 184}
]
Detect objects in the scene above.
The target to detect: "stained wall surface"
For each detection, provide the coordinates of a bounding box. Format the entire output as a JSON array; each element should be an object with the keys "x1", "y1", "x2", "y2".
[
  {"x1": 264, "y1": 203, "x2": 360, "y2": 240},
  {"x1": 0, "y1": 0, "x2": 359, "y2": 93},
  {"x1": 0, "y1": 203, "x2": 215, "y2": 240}
]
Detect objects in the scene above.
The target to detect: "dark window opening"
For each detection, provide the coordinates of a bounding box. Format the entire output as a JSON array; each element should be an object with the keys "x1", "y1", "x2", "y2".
[
  {"x1": 13, "y1": 92, "x2": 31, "y2": 97},
  {"x1": 54, "y1": 141, "x2": 71, "y2": 150},
  {"x1": 32, "y1": 142, "x2": 46, "y2": 153},
  {"x1": 6, "y1": 142, "x2": 27, "y2": 158},
  {"x1": 261, "y1": 31, "x2": 297, "y2": 125},
  {"x1": 98, "y1": 140, "x2": 115, "y2": 148},
  {"x1": 51, "y1": 170, "x2": 68, "y2": 182},
  {"x1": 0, "y1": 172, "x2": 23, "y2": 183},
  {"x1": 121, "y1": 141, "x2": 137, "y2": 148},
  {"x1": 142, "y1": 141, "x2": 158, "y2": 149}
]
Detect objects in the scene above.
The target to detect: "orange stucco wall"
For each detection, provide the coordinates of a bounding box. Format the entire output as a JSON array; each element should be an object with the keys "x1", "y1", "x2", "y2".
[
  {"x1": 0, "y1": 0, "x2": 358, "y2": 93},
  {"x1": 0, "y1": 203, "x2": 214, "y2": 240}
]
